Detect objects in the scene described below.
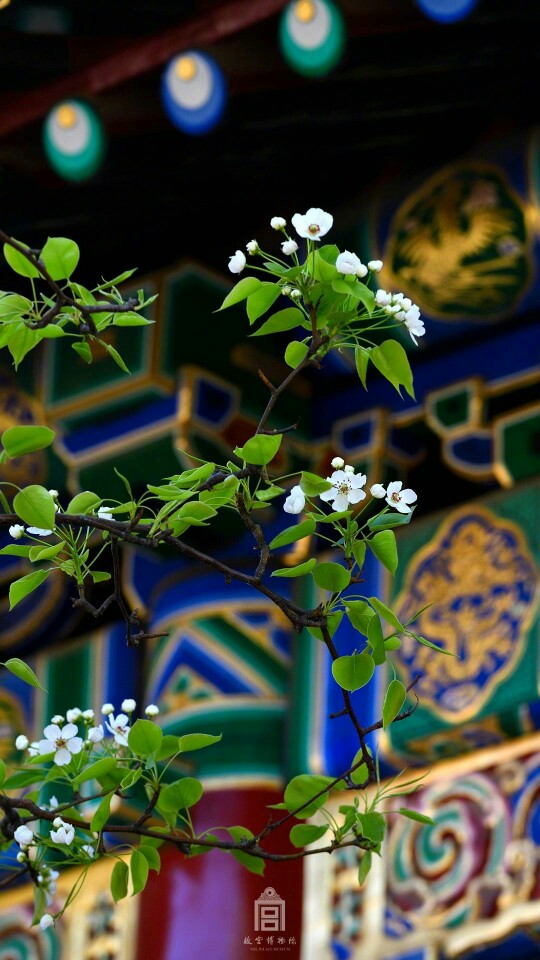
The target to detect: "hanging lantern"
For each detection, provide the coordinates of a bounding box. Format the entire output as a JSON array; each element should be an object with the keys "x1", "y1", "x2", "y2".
[
  {"x1": 416, "y1": 0, "x2": 478, "y2": 23},
  {"x1": 161, "y1": 51, "x2": 227, "y2": 135},
  {"x1": 279, "y1": 0, "x2": 345, "y2": 78},
  {"x1": 43, "y1": 100, "x2": 105, "y2": 182}
]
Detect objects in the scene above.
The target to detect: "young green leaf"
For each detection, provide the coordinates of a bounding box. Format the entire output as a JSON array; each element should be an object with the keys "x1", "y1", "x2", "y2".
[
  {"x1": 217, "y1": 277, "x2": 261, "y2": 311},
  {"x1": 178, "y1": 733, "x2": 222, "y2": 752},
  {"x1": 357, "y1": 811, "x2": 386, "y2": 843},
  {"x1": 111, "y1": 860, "x2": 129, "y2": 903},
  {"x1": 158, "y1": 777, "x2": 203, "y2": 812},
  {"x1": 234, "y1": 433, "x2": 282, "y2": 466},
  {"x1": 73, "y1": 758, "x2": 118, "y2": 787},
  {"x1": 283, "y1": 774, "x2": 334, "y2": 819},
  {"x1": 357, "y1": 850, "x2": 372, "y2": 886},
  {"x1": 90, "y1": 793, "x2": 113, "y2": 832},
  {"x1": 345, "y1": 600, "x2": 375, "y2": 637},
  {"x1": 331, "y1": 654, "x2": 375, "y2": 692},
  {"x1": 3, "y1": 240, "x2": 40, "y2": 278},
  {"x1": 128, "y1": 719, "x2": 163, "y2": 757},
  {"x1": 271, "y1": 558, "x2": 316, "y2": 578},
  {"x1": 371, "y1": 339, "x2": 415, "y2": 399},
  {"x1": 398, "y1": 807, "x2": 436, "y2": 826},
  {"x1": 368, "y1": 596, "x2": 403, "y2": 631},
  {"x1": 130, "y1": 848, "x2": 149, "y2": 895},
  {"x1": 251, "y1": 307, "x2": 305, "y2": 337},
  {"x1": 299, "y1": 472, "x2": 332, "y2": 496},
  {"x1": 1, "y1": 426, "x2": 55, "y2": 459},
  {"x1": 72, "y1": 341, "x2": 92, "y2": 364},
  {"x1": 40, "y1": 237, "x2": 80, "y2": 280},
  {"x1": 2, "y1": 657, "x2": 44, "y2": 689},
  {"x1": 246, "y1": 283, "x2": 282, "y2": 323},
  {"x1": 9, "y1": 570, "x2": 50, "y2": 610},
  {"x1": 139, "y1": 845, "x2": 161, "y2": 873},
  {"x1": 369, "y1": 530, "x2": 398, "y2": 575},
  {"x1": 13, "y1": 485, "x2": 56, "y2": 530},
  {"x1": 289, "y1": 824, "x2": 329, "y2": 848},
  {"x1": 284, "y1": 341, "x2": 309, "y2": 369},
  {"x1": 313, "y1": 562, "x2": 350, "y2": 593},
  {"x1": 269, "y1": 518, "x2": 316, "y2": 550},
  {"x1": 367, "y1": 614, "x2": 385, "y2": 665},
  {"x1": 382, "y1": 679, "x2": 407, "y2": 729},
  {"x1": 414, "y1": 633, "x2": 454, "y2": 656}
]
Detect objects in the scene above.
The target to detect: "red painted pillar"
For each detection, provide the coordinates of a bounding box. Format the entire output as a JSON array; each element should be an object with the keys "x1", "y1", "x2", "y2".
[{"x1": 136, "y1": 788, "x2": 304, "y2": 960}]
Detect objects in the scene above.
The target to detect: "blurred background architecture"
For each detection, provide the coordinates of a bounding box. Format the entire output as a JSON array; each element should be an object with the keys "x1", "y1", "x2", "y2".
[{"x1": 0, "y1": 1, "x2": 538, "y2": 957}]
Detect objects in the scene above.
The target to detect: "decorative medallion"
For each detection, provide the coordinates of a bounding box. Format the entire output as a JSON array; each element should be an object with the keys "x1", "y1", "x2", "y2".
[
  {"x1": 393, "y1": 506, "x2": 538, "y2": 722},
  {"x1": 382, "y1": 162, "x2": 532, "y2": 321}
]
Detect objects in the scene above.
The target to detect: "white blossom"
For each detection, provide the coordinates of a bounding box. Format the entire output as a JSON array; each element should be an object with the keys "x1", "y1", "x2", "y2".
[
  {"x1": 101, "y1": 703, "x2": 115, "y2": 715},
  {"x1": 28, "y1": 741, "x2": 39, "y2": 757},
  {"x1": 87, "y1": 724, "x2": 104, "y2": 743},
  {"x1": 246, "y1": 240, "x2": 258, "y2": 254},
  {"x1": 331, "y1": 457, "x2": 345, "y2": 469},
  {"x1": 228, "y1": 250, "x2": 246, "y2": 274},
  {"x1": 335, "y1": 250, "x2": 363, "y2": 276},
  {"x1": 14, "y1": 825, "x2": 33, "y2": 847},
  {"x1": 105, "y1": 713, "x2": 130, "y2": 747},
  {"x1": 9, "y1": 524, "x2": 25, "y2": 539},
  {"x1": 48, "y1": 489, "x2": 59, "y2": 498},
  {"x1": 270, "y1": 216, "x2": 286, "y2": 230},
  {"x1": 404, "y1": 306, "x2": 426, "y2": 345},
  {"x1": 385, "y1": 480, "x2": 417, "y2": 514},
  {"x1": 370, "y1": 483, "x2": 386, "y2": 499},
  {"x1": 375, "y1": 289, "x2": 392, "y2": 307},
  {"x1": 38, "y1": 723, "x2": 83, "y2": 766},
  {"x1": 26, "y1": 527, "x2": 53, "y2": 536},
  {"x1": 283, "y1": 485, "x2": 306, "y2": 515},
  {"x1": 319, "y1": 468, "x2": 367, "y2": 512},
  {"x1": 145, "y1": 704, "x2": 159, "y2": 717},
  {"x1": 50, "y1": 819, "x2": 74, "y2": 845},
  {"x1": 291, "y1": 207, "x2": 333, "y2": 241},
  {"x1": 121, "y1": 698, "x2": 136, "y2": 713},
  {"x1": 50, "y1": 715, "x2": 64, "y2": 725},
  {"x1": 343, "y1": 465, "x2": 355, "y2": 474},
  {"x1": 368, "y1": 260, "x2": 383, "y2": 272},
  {"x1": 66, "y1": 708, "x2": 81, "y2": 723},
  {"x1": 15, "y1": 735, "x2": 28, "y2": 750},
  {"x1": 281, "y1": 239, "x2": 298, "y2": 256},
  {"x1": 81, "y1": 709, "x2": 94, "y2": 721},
  {"x1": 97, "y1": 506, "x2": 113, "y2": 520},
  {"x1": 40, "y1": 913, "x2": 54, "y2": 930},
  {"x1": 290, "y1": 288, "x2": 301, "y2": 299}
]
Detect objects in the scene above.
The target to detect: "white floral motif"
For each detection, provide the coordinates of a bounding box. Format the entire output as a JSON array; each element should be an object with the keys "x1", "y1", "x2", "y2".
[
  {"x1": 38, "y1": 723, "x2": 83, "y2": 767},
  {"x1": 319, "y1": 468, "x2": 367, "y2": 512}
]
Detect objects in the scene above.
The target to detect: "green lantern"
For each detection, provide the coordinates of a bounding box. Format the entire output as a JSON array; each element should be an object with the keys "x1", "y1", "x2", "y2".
[
  {"x1": 43, "y1": 100, "x2": 105, "y2": 182},
  {"x1": 279, "y1": 0, "x2": 346, "y2": 78}
]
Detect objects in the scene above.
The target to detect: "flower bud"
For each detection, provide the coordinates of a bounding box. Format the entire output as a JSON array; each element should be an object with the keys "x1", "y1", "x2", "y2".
[{"x1": 331, "y1": 457, "x2": 345, "y2": 469}]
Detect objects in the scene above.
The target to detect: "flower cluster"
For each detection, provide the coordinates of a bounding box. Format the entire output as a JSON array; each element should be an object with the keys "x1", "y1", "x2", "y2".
[
  {"x1": 283, "y1": 460, "x2": 417, "y2": 516},
  {"x1": 375, "y1": 289, "x2": 425, "y2": 345}
]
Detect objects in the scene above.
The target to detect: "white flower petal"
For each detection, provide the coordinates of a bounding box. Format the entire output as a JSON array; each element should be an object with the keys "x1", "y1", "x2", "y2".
[
  {"x1": 347, "y1": 488, "x2": 366, "y2": 504},
  {"x1": 67, "y1": 737, "x2": 83, "y2": 755},
  {"x1": 332, "y1": 493, "x2": 350, "y2": 512},
  {"x1": 54, "y1": 747, "x2": 72, "y2": 766},
  {"x1": 61, "y1": 723, "x2": 78, "y2": 740},
  {"x1": 38, "y1": 739, "x2": 54, "y2": 755},
  {"x1": 43, "y1": 724, "x2": 61, "y2": 742},
  {"x1": 319, "y1": 488, "x2": 336, "y2": 503}
]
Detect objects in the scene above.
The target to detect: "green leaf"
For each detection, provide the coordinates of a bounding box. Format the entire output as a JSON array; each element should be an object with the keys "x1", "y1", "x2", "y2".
[
  {"x1": 0, "y1": 545, "x2": 32, "y2": 557},
  {"x1": 289, "y1": 824, "x2": 329, "y2": 848},
  {"x1": 332, "y1": 654, "x2": 375, "y2": 692},
  {"x1": 252, "y1": 307, "x2": 305, "y2": 337},
  {"x1": 299, "y1": 472, "x2": 332, "y2": 496},
  {"x1": 234, "y1": 433, "x2": 282, "y2": 466},
  {"x1": 353, "y1": 541, "x2": 366, "y2": 570},
  {"x1": 382, "y1": 679, "x2": 407, "y2": 729},
  {"x1": 13, "y1": 485, "x2": 56, "y2": 530},
  {"x1": 313, "y1": 562, "x2": 350, "y2": 593},
  {"x1": 246, "y1": 283, "x2": 281, "y2": 323},
  {"x1": 255, "y1": 484, "x2": 285, "y2": 502},
  {"x1": 90, "y1": 793, "x2": 112, "y2": 832},
  {"x1": 3, "y1": 240, "x2": 40, "y2": 277},
  {"x1": 367, "y1": 614, "x2": 385, "y2": 665},
  {"x1": 1, "y1": 426, "x2": 55, "y2": 459},
  {"x1": 156, "y1": 735, "x2": 181, "y2": 761},
  {"x1": 105, "y1": 343, "x2": 130, "y2": 373},
  {"x1": 9, "y1": 570, "x2": 50, "y2": 610},
  {"x1": 2, "y1": 657, "x2": 44, "y2": 689},
  {"x1": 73, "y1": 758, "x2": 118, "y2": 787},
  {"x1": 358, "y1": 811, "x2": 386, "y2": 843},
  {"x1": 368, "y1": 597, "x2": 403, "y2": 631},
  {"x1": 174, "y1": 501, "x2": 217, "y2": 527},
  {"x1": 271, "y1": 558, "x2": 316, "y2": 578},
  {"x1": 130, "y1": 848, "x2": 149, "y2": 895},
  {"x1": 306, "y1": 250, "x2": 338, "y2": 282},
  {"x1": 371, "y1": 339, "x2": 415, "y2": 399},
  {"x1": 369, "y1": 530, "x2": 398, "y2": 575},
  {"x1": 72, "y1": 341, "x2": 92, "y2": 364},
  {"x1": 139, "y1": 845, "x2": 161, "y2": 873},
  {"x1": 349, "y1": 746, "x2": 370, "y2": 786},
  {"x1": 399, "y1": 807, "x2": 436, "y2": 826},
  {"x1": 283, "y1": 774, "x2": 334, "y2": 819},
  {"x1": 307, "y1": 609, "x2": 343, "y2": 642},
  {"x1": 284, "y1": 341, "x2": 309, "y2": 369},
  {"x1": 113, "y1": 313, "x2": 153, "y2": 327},
  {"x1": 158, "y1": 777, "x2": 203, "y2": 812},
  {"x1": 178, "y1": 733, "x2": 222, "y2": 752},
  {"x1": 269, "y1": 518, "x2": 315, "y2": 550},
  {"x1": 28, "y1": 542, "x2": 63, "y2": 562},
  {"x1": 368, "y1": 507, "x2": 415, "y2": 531},
  {"x1": 66, "y1": 491, "x2": 101, "y2": 513},
  {"x1": 230, "y1": 849, "x2": 265, "y2": 875},
  {"x1": 345, "y1": 600, "x2": 375, "y2": 637},
  {"x1": 3, "y1": 769, "x2": 43, "y2": 789},
  {"x1": 217, "y1": 277, "x2": 261, "y2": 311},
  {"x1": 357, "y1": 850, "x2": 372, "y2": 886},
  {"x1": 111, "y1": 860, "x2": 129, "y2": 903},
  {"x1": 413, "y1": 633, "x2": 454, "y2": 656},
  {"x1": 38, "y1": 325, "x2": 67, "y2": 339},
  {"x1": 128, "y1": 719, "x2": 163, "y2": 758},
  {"x1": 354, "y1": 346, "x2": 371, "y2": 389},
  {"x1": 173, "y1": 462, "x2": 216, "y2": 488},
  {"x1": 40, "y1": 237, "x2": 80, "y2": 280}
]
